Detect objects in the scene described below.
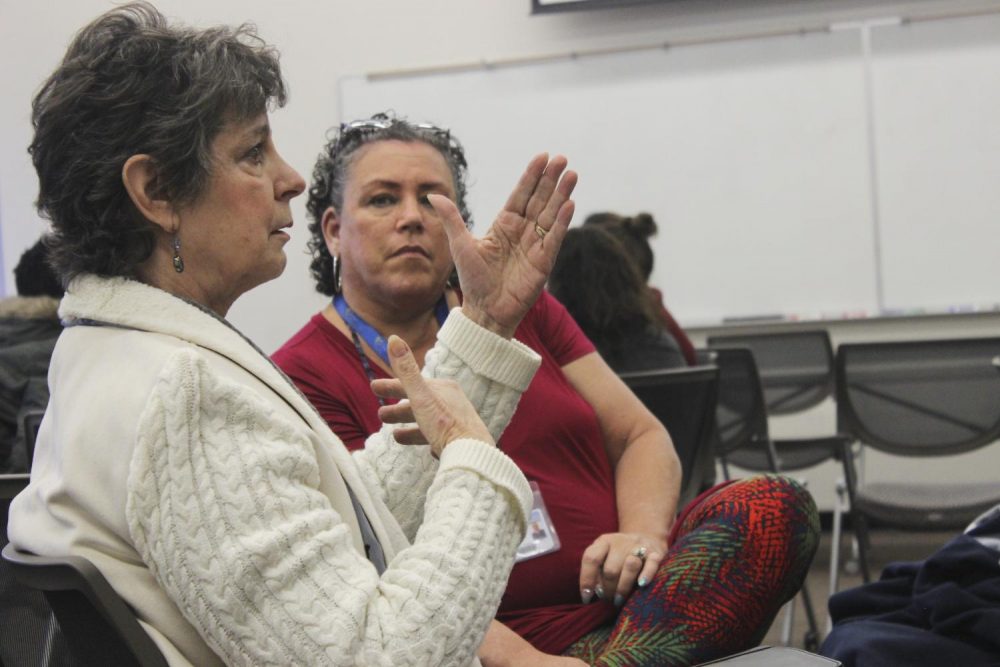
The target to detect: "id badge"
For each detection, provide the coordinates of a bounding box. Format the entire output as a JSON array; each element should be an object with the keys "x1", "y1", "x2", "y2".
[{"x1": 515, "y1": 481, "x2": 561, "y2": 563}]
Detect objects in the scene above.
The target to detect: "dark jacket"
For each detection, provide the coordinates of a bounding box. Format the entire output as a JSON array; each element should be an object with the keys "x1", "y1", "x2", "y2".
[{"x1": 0, "y1": 295, "x2": 61, "y2": 473}]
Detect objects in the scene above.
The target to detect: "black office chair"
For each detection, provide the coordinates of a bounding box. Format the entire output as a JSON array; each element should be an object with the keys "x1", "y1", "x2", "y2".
[
  {"x1": 0, "y1": 407, "x2": 70, "y2": 667},
  {"x1": 708, "y1": 330, "x2": 835, "y2": 416},
  {"x1": 707, "y1": 330, "x2": 845, "y2": 473},
  {"x1": 2, "y1": 543, "x2": 168, "y2": 667},
  {"x1": 707, "y1": 333, "x2": 855, "y2": 597},
  {"x1": 21, "y1": 408, "x2": 45, "y2": 464},
  {"x1": 834, "y1": 337, "x2": 1000, "y2": 587},
  {"x1": 619, "y1": 365, "x2": 719, "y2": 508},
  {"x1": 705, "y1": 346, "x2": 827, "y2": 651}
]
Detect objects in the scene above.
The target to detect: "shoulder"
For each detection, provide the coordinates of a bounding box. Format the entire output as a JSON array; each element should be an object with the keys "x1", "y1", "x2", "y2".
[{"x1": 517, "y1": 291, "x2": 595, "y2": 365}]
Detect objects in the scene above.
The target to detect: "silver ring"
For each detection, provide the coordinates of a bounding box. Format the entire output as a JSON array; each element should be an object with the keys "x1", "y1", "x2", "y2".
[{"x1": 632, "y1": 546, "x2": 648, "y2": 561}]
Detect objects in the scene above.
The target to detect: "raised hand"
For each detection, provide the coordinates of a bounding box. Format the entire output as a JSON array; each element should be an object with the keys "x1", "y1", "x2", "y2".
[
  {"x1": 429, "y1": 153, "x2": 578, "y2": 338},
  {"x1": 371, "y1": 335, "x2": 493, "y2": 456}
]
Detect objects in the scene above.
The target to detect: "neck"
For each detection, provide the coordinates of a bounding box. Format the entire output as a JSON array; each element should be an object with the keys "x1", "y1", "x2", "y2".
[
  {"x1": 135, "y1": 250, "x2": 235, "y2": 318},
  {"x1": 339, "y1": 287, "x2": 446, "y2": 366}
]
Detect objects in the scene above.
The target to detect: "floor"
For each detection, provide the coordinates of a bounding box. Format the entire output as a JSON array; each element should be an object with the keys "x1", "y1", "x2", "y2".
[{"x1": 760, "y1": 525, "x2": 952, "y2": 652}]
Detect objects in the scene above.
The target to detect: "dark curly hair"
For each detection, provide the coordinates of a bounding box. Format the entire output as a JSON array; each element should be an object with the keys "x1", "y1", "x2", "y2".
[
  {"x1": 29, "y1": 1, "x2": 287, "y2": 285},
  {"x1": 305, "y1": 111, "x2": 473, "y2": 296},
  {"x1": 548, "y1": 225, "x2": 660, "y2": 365},
  {"x1": 584, "y1": 211, "x2": 658, "y2": 281}
]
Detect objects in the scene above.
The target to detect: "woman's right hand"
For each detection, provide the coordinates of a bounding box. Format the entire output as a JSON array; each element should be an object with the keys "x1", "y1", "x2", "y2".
[
  {"x1": 372, "y1": 335, "x2": 493, "y2": 456},
  {"x1": 429, "y1": 154, "x2": 577, "y2": 339}
]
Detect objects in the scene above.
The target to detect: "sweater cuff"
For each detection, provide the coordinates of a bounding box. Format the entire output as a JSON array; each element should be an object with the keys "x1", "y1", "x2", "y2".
[
  {"x1": 438, "y1": 439, "x2": 532, "y2": 527},
  {"x1": 437, "y1": 308, "x2": 541, "y2": 391}
]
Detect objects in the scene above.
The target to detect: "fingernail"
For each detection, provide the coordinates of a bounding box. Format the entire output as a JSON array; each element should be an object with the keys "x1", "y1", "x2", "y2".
[
  {"x1": 613, "y1": 594, "x2": 625, "y2": 607},
  {"x1": 638, "y1": 576, "x2": 648, "y2": 588},
  {"x1": 581, "y1": 588, "x2": 593, "y2": 604},
  {"x1": 388, "y1": 335, "x2": 409, "y2": 358},
  {"x1": 595, "y1": 584, "x2": 604, "y2": 600}
]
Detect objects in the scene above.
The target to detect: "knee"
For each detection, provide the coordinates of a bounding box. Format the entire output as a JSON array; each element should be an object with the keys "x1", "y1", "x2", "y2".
[{"x1": 727, "y1": 475, "x2": 821, "y2": 547}]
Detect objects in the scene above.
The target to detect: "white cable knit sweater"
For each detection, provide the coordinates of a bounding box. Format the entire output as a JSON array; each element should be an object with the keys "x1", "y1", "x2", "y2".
[{"x1": 9, "y1": 275, "x2": 538, "y2": 666}]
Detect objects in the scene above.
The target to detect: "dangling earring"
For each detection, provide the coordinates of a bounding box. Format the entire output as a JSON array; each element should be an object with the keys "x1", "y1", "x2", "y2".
[
  {"x1": 332, "y1": 254, "x2": 342, "y2": 293},
  {"x1": 172, "y1": 234, "x2": 185, "y2": 273}
]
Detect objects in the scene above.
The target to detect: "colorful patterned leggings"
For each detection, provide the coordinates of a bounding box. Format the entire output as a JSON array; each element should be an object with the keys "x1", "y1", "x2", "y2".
[{"x1": 563, "y1": 475, "x2": 819, "y2": 667}]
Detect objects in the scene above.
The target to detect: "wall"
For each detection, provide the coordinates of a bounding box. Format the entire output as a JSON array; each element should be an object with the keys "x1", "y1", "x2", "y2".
[{"x1": 2, "y1": 0, "x2": 999, "y2": 507}]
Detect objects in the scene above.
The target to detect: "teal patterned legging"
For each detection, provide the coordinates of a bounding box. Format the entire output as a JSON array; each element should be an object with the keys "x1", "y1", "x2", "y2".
[{"x1": 564, "y1": 475, "x2": 820, "y2": 667}]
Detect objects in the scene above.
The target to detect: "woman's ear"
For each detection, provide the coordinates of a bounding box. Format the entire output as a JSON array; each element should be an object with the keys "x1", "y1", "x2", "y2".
[
  {"x1": 321, "y1": 206, "x2": 341, "y2": 256},
  {"x1": 122, "y1": 154, "x2": 175, "y2": 232}
]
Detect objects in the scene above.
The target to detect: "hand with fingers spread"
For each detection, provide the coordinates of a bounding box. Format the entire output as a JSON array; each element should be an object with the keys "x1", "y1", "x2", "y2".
[
  {"x1": 372, "y1": 335, "x2": 493, "y2": 456},
  {"x1": 580, "y1": 532, "x2": 668, "y2": 607},
  {"x1": 428, "y1": 153, "x2": 578, "y2": 338}
]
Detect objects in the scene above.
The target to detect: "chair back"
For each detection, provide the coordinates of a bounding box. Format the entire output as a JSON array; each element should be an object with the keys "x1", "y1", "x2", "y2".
[
  {"x1": 708, "y1": 330, "x2": 834, "y2": 415},
  {"x1": 1, "y1": 543, "x2": 168, "y2": 667},
  {"x1": 706, "y1": 347, "x2": 772, "y2": 462},
  {"x1": 619, "y1": 365, "x2": 719, "y2": 505},
  {"x1": 836, "y1": 337, "x2": 1000, "y2": 456},
  {"x1": 21, "y1": 408, "x2": 44, "y2": 463}
]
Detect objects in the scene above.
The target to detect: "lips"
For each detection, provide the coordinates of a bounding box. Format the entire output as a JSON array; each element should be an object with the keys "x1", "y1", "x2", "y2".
[{"x1": 391, "y1": 245, "x2": 430, "y2": 258}]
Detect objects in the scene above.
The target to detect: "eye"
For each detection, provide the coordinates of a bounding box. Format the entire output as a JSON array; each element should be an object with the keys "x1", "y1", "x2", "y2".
[
  {"x1": 245, "y1": 144, "x2": 265, "y2": 166},
  {"x1": 368, "y1": 193, "x2": 396, "y2": 207},
  {"x1": 419, "y1": 194, "x2": 435, "y2": 208}
]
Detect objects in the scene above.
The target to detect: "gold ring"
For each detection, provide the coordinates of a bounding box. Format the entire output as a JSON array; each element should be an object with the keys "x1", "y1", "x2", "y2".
[
  {"x1": 632, "y1": 546, "x2": 648, "y2": 561},
  {"x1": 534, "y1": 221, "x2": 547, "y2": 239}
]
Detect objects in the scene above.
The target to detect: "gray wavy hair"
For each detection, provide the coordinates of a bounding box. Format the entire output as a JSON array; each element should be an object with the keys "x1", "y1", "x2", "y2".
[{"x1": 305, "y1": 111, "x2": 473, "y2": 296}]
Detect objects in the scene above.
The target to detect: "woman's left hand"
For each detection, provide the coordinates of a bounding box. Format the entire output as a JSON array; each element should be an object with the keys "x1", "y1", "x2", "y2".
[
  {"x1": 579, "y1": 531, "x2": 668, "y2": 607},
  {"x1": 429, "y1": 153, "x2": 577, "y2": 338}
]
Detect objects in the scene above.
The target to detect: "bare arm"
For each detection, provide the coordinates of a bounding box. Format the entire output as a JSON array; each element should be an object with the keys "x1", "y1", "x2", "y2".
[
  {"x1": 479, "y1": 620, "x2": 587, "y2": 667},
  {"x1": 562, "y1": 351, "x2": 681, "y2": 604}
]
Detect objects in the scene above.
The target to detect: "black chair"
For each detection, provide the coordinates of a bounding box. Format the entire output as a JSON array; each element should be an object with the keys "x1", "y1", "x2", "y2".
[
  {"x1": 707, "y1": 334, "x2": 856, "y2": 597},
  {"x1": 2, "y1": 472, "x2": 72, "y2": 667},
  {"x1": 1, "y1": 543, "x2": 168, "y2": 667},
  {"x1": 834, "y1": 337, "x2": 1000, "y2": 587},
  {"x1": 21, "y1": 408, "x2": 44, "y2": 464},
  {"x1": 708, "y1": 330, "x2": 835, "y2": 416},
  {"x1": 707, "y1": 330, "x2": 845, "y2": 473},
  {"x1": 619, "y1": 365, "x2": 719, "y2": 508},
  {"x1": 704, "y1": 347, "x2": 829, "y2": 651}
]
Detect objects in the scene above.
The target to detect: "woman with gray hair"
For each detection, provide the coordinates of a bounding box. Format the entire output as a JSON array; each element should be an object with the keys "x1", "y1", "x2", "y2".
[{"x1": 7, "y1": 3, "x2": 578, "y2": 666}]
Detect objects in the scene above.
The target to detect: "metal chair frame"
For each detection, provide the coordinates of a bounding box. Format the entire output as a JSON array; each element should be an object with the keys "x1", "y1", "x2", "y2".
[
  {"x1": 702, "y1": 346, "x2": 834, "y2": 651},
  {"x1": 834, "y1": 337, "x2": 1000, "y2": 587},
  {"x1": 2, "y1": 543, "x2": 168, "y2": 667}
]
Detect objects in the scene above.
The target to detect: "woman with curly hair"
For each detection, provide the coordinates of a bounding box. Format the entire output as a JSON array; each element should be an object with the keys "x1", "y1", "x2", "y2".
[{"x1": 274, "y1": 112, "x2": 820, "y2": 667}]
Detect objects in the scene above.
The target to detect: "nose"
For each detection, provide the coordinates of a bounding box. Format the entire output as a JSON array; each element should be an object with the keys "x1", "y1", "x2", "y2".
[
  {"x1": 396, "y1": 195, "x2": 425, "y2": 233},
  {"x1": 275, "y1": 154, "x2": 306, "y2": 202}
]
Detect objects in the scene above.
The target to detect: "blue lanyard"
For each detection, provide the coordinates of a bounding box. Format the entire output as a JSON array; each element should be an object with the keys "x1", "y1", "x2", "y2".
[{"x1": 333, "y1": 293, "x2": 450, "y2": 368}]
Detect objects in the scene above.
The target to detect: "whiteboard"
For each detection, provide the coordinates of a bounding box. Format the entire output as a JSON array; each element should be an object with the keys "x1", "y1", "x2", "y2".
[
  {"x1": 339, "y1": 15, "x2": 998, "y2": 325},
  {"x1": 871, "y1": 13, "x2": 1000, "y2": 314}
]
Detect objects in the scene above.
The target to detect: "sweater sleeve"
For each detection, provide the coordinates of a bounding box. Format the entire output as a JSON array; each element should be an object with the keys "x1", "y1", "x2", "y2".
[
  {"x1": 352, "y1": 308, "x2": 540, "y2": 538},
  {"x1": 126, "y1": 348, "x2": 529, "y2": 667}
]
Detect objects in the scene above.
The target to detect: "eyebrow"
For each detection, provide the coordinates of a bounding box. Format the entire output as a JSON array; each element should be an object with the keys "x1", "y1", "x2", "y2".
[
  {"x1": 248, "y1": 122, "x2": 270, "y2": 141},
  {"x1": 363, "y1": 178, "x2": 451, "y2": 191}
]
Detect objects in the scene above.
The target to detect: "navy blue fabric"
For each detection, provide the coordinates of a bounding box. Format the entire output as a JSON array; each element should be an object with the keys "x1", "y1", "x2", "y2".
[{"x1": 821, "y1": 510, "x2": 1000, "y2": 666}]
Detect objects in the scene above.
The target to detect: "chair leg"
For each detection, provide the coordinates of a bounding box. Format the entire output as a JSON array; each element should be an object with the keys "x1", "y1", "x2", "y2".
[
  {"x1": 853, "y1": 513, "x2": 872, "y2": 583},
  {"x1": 829, "y1": 479, "x2": 845, "y2": 596},
  {"x1": 797, "y1": 583, "x2": 821, "y2": 652},
  {"x1": 838, "y1": 439, "x2": 872, "y2": 583},
  {"x1": 779, "y1": 596, "x2": 795, "y2": 646}
]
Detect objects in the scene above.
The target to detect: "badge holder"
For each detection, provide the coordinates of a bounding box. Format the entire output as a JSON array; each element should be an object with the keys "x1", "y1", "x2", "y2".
[{"x1": 515, "y1": 481, "x2": 561, "y2": 563}]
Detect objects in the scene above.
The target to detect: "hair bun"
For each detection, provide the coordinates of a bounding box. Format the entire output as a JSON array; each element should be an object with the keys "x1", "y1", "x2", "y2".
[{"x1": 623, "y1": 212, "x2": 657, "y2": 239}]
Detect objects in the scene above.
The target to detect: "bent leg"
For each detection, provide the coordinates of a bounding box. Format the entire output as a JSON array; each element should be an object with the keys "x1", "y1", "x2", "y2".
[{"x1": 566, "y1": 475, "x2": 819, "y2": 667}]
